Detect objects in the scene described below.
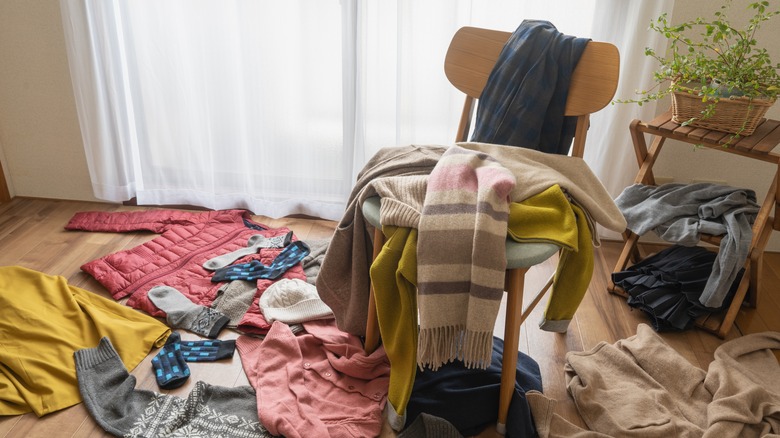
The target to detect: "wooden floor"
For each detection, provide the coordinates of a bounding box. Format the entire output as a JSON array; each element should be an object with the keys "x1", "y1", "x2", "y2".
[{"x1": 1, "y1": 197, "x2": 778, "y2": 438}]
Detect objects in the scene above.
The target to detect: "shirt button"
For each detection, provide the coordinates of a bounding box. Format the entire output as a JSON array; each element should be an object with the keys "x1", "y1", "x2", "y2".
[
  {"x1": 373, "y1": 392, "x2": 381, "y2": 400},
  {"x1": 303, "y1": 362, "x2": 311, "y2": 368},
  {"x1": 348, "y1": 385, "x2": 355, "y2": 390},
  {"x1": 324, "y1": 372, "x2": 332, "y2": 377}
]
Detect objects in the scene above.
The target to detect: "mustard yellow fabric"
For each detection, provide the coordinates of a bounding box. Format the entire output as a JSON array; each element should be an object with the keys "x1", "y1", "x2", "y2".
[
  {"x1": 369, "y1": 226, "x2": 418, "y2": 427},
  {"x1": 545, "y1": 201, "x2": 593, "y2": 322},
  {"x1": 0, "y1": 266, "x2": 170, "y2": 417},
  {"x1": 508, "y1": 184, "x2": 578, "y2": 251},
  {"x1": 507, "y1": 185, "x2": 594, "y2": 325}
]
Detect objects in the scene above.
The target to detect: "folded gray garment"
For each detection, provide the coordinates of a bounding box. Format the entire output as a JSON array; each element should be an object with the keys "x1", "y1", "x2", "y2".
[{"x1": 302, "y1": 238, "x2": 330, "y2": 285}]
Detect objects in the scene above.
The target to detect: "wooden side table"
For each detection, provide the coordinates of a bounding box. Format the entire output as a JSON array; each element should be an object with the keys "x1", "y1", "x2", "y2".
[{"x1": 608, "y1": 110, "x2": 780, "y2": 338}]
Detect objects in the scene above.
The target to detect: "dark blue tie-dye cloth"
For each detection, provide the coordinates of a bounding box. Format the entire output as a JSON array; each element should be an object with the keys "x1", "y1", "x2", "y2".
[{"x1": 470, "y1": 20, "x2": 589, "y2": 155}]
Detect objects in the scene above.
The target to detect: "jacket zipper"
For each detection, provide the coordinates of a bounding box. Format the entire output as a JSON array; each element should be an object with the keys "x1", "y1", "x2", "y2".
[{"x1": 121, "y1": 224, "x2": 260, "y2": 295}]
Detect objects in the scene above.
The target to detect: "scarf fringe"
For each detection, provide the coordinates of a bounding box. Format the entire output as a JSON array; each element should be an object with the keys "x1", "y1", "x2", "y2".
[{"x1": 417, "y1": 326, "x2": 493, "y2": 371}]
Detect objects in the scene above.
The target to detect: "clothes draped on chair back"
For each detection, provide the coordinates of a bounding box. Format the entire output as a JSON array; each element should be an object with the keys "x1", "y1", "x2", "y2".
[{"x1": 470, "y1": 20, "x2": 590, "y2": 154}]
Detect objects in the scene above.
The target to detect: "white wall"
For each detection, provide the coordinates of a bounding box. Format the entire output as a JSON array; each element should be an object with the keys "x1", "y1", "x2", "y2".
[
  {"x1": 1, "y1": 1, "x2": 779, "y2": 248},
  {"x1": 0, "y1": 0, "x2": 98, "y2": 202}
]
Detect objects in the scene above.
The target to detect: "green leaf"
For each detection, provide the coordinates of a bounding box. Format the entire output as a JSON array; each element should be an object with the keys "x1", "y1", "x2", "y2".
[{"x1": 616, "y1": 0, "x2": 780, "y2": 114}]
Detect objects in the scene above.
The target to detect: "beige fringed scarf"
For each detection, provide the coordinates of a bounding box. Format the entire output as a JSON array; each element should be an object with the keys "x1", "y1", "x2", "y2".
[{"x1": 416, "y1": 145, "x2": 516, "y2": 370}]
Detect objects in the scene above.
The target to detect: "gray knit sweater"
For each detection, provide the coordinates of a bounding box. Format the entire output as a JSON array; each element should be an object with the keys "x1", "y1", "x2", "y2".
[{"x1": 74, "y1": 337, "x2": 272, "y2": 438}]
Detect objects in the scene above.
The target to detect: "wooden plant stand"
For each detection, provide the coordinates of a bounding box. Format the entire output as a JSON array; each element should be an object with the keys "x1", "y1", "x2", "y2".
[{"x1": 608, "y1": 110, "x2": 780, "y2": 338}]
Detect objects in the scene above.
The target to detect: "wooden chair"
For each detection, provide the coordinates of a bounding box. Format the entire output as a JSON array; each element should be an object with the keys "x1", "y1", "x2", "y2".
[{"x1": 362, "y1": 26, "x2": 620, "y2": 435}]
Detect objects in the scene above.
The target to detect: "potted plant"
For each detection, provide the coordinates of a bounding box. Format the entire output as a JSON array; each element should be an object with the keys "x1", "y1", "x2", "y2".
[{"x1": 618, "y1": 0, "x2": 780, "y2": 137}]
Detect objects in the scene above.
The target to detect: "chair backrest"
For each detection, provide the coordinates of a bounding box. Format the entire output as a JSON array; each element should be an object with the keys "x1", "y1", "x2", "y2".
[{"x1": 443, "y1": 26, "x2": 620, "y2": 157}]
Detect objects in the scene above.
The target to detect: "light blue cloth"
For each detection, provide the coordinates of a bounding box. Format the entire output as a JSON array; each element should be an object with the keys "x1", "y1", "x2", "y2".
[{"x1": 615, "y1": 182, "x2": 759, "y2": 308}]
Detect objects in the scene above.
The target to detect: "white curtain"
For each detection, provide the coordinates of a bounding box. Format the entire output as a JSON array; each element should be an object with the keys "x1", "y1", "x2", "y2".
[
  {"x1": 60, "y1": 0, "x2": 672, "y2": 222},
  {"x1": 585, "y1": 0, "x2": 676, "y2": 238}
]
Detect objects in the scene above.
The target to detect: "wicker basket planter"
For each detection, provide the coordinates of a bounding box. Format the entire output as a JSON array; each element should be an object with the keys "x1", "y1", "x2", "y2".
[{"x1": 671, "y1": 84, "x2": 776, "y2": 136}]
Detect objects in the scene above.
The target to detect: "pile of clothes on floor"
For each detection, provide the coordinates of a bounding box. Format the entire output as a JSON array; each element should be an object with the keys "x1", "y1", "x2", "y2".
[{"x1": 1, "y1": 206, "x2": 544, "y2": 438}]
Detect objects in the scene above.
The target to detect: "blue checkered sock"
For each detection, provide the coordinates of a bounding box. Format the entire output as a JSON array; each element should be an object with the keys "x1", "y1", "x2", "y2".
[
  {"x1": 179, "y1": 339, "x2": 236, "y2": 362},
  {"x1": 210, "y1": 260, "x2": 270, "y2": 282},
  {"x1": 211, "y1": 241, "x2": 311, "y2": 282},
  {"x1": 264, "y1": 241, "x2": 311, "y2": 278},
  {"x1": 151, "y1": 332, "x2": 190, "y2": 389}
]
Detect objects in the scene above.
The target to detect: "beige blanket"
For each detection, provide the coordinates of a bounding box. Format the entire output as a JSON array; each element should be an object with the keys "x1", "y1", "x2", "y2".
[{"x1": 529, "y1": 324, "x2": 780, "y2": 437}]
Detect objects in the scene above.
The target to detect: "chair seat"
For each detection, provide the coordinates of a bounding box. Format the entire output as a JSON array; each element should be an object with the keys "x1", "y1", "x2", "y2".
[{"x1": 361, "y1": 195, "x2": 559, "y2": 270}]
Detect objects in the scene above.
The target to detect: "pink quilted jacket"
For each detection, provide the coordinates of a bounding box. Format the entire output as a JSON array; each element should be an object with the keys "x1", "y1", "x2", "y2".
[{"x1": 65, "y1": 208, "x2": 305, "y2": 333}]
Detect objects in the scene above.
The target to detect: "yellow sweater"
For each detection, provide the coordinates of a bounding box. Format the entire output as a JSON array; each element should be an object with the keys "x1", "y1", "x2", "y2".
[
  {"x1": 0, "y1": 266, "x2": 170, "y2": 416},
  {"x1": 507, "y1": 184, "x2": 594, "y2": 330},
  {"x1": 369, "y1": 225, "x2": 418, "y2": 430}
]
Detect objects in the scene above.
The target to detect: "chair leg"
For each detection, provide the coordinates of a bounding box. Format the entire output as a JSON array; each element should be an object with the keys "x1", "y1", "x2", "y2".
[
  {"x1": 364, "y1": 226, "x2": 385, "y2": 354},
  {"x1": 497, "y1": 267, "x2": 528, "y2": 435}
]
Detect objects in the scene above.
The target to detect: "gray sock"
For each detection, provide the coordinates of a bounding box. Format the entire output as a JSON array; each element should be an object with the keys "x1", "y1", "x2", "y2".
[
  {"x1": 148, "y1": 286, "x2": 229, "y2": 338},
  {"x1": 74, "y1": 337, "x2": 272, "y2": 437},
  {"x1": 211, "y1": 280, "x2": 257, "y2": 326},
  {"x1": 203, "y1": 231, "x2": 294, "y2": 271}
]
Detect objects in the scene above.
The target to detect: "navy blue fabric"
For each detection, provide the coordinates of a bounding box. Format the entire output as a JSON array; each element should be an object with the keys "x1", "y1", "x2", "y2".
[
  {"x1": 211, "y1": 241, "x2": 310, "y2": 282},
  {"x1": 243, "y1": 218, "x2": 267, "y2": 231},
  {"x1": 613, "y1": 244, "x2": 741, "y2": 332},
  {"x1": 470, "y1": 20, "x2": 590, "y2": 155},
  {"x1": 151, "y1": 332, "x2": 190, "y2": 389},
  {"x1": 179, "y1": 339, "x2": 236, "y2": 362},
  {"x1": 405, "y1": 336, "x2": 543, "y2": 437}
]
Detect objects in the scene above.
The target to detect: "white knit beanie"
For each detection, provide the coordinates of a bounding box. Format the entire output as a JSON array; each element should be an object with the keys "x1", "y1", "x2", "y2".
[{"x1": 259, "y1": 278, "x2": 334, "y2": 324}]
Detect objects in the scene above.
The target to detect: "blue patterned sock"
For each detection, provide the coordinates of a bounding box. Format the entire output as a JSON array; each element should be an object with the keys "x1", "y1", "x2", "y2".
[
  {"x1": 151, "y1": 332, "x2": 190, "y2": 389},
  {"x1": 210, "y1": 241, "x2": 310, "y2": 282},
  {"x1": 179, "y1": 339, "x2": 236, "y2": 362}
]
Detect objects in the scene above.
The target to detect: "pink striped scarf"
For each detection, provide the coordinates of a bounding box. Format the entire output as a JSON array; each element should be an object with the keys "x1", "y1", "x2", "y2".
[{"x1": 416, "y1": 145, "x2": 516, "y2": 370}]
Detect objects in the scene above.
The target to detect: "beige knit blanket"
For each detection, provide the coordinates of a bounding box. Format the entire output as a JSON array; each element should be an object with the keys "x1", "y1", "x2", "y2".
[{"x1": 528, "y1": 324, "x2": 780, "y2": 437}]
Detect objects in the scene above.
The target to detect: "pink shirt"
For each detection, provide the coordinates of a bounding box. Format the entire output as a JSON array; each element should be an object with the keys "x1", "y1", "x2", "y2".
[{"x1": 237, "y1": 319, "x2": 390, "y2": 438}]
